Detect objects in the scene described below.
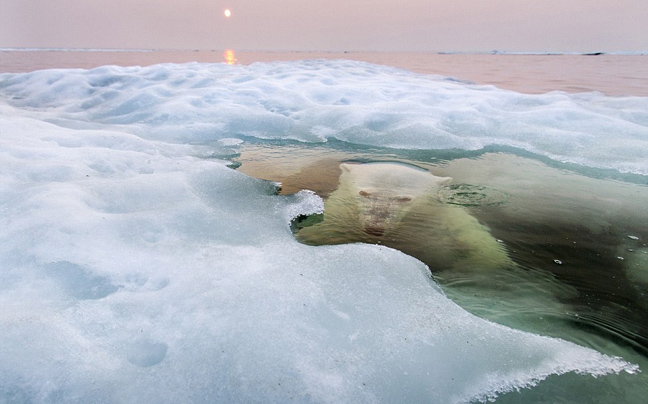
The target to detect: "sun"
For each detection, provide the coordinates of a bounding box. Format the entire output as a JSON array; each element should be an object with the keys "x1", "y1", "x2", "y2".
[{"x1": 224, "y1": 9, "x2": 232, "y2": 18}]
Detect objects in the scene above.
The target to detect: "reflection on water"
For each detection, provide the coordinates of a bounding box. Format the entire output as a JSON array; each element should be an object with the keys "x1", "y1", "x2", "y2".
[
  {"x1": 233, "y1": 140, "x2": 648, "y2": 403},
  {"x1": 223, "y1": 49, "x2": 237, "y2": 65}
]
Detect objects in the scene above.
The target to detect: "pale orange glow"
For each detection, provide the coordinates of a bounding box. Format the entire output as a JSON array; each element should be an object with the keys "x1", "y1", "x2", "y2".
[
  {"x1": 224, "y1": 9, "x2": 231, "y2": 18},
  {"x1": 223, "y1": 49, "x2": 237, "y2": 65}
]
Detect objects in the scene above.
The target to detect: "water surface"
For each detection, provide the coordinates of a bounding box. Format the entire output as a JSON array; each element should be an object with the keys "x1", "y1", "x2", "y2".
[{"x1": 234, "y1": 140, "x2": 648, "y2": 402}]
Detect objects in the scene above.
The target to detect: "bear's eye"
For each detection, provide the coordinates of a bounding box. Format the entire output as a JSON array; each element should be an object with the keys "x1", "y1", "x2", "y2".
[{"x1": 359, "y1": 191, "x2": 371, "y2": 198}]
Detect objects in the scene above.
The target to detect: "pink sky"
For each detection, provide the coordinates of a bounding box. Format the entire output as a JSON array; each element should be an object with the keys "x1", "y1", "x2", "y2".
[{"x1": 1, "y1": 0, "x2": 647, "y2": 52}]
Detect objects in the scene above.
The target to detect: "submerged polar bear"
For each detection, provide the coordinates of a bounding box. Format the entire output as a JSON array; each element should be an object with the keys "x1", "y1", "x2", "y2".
[
  {"x1": 296, "y1": 162, "x2": 512, "y2": 272},
  {"x1": 342, "y1": 162, "x2": 452, "y2": 237}
]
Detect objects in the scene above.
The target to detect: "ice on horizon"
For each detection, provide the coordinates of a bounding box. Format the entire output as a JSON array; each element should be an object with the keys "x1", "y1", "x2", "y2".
[
  {"x1": 1, "y1": 59, "x2": 647, "y2": 176},
  {"x1": 0, "y1": 60, "x2": 643, "y2": 403}
]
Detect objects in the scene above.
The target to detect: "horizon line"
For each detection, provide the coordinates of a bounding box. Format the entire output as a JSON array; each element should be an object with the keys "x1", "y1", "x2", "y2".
[{"x1": 1, "y1": 47, "x2": 647, "y2": 56}]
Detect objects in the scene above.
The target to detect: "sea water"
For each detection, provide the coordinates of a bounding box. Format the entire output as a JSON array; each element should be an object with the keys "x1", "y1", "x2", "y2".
[
  {"x1": 234, "y1": 142, "x2": 648, "y2": 382},
  {"x1": 0, "y1": 52, "x2": 647, "y2": 403}
]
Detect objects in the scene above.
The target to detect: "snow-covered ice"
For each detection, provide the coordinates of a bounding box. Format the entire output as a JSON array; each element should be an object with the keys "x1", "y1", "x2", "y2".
[
  {"x1": 2, "y1": 60, "x2": 647, "y2": 174},
  {"x1": 0, "y1": 60, "x2": 643, "y2": 403}
]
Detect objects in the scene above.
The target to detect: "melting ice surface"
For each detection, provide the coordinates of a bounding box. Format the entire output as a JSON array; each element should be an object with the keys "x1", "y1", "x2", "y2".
[{"x1": 0, "y1": 60, "x2": 645, "y2": 403}]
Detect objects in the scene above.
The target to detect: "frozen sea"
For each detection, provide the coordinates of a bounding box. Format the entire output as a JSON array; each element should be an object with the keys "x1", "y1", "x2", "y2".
[{"x1": 1, "y1": 49, "x2": 647, "y2": 403}]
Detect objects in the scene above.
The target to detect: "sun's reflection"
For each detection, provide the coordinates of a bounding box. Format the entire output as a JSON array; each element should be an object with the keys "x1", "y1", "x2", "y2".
[{"x1": 223, "y1": 49, "x2": 237, "y2": 65}]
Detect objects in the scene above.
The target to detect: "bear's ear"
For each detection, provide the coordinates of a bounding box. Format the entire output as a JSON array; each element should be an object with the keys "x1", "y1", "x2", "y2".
[
  {"x1": 340, "y1": 162, "x2": 361, "y2": 173},
  {"x1": 340, "y1": 163, "x2": 352, "y2": 173}
]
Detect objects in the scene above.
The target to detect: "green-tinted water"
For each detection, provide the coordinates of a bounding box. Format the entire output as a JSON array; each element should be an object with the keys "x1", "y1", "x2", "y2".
[{"x1": 233, "y1": 139, "x2": 648, "y2": 403}]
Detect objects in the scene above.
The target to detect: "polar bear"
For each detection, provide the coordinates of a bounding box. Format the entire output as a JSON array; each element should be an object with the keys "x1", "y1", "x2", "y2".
[
  {"x1": 339, "y1": 162, "x2": 452, "y2": 237},
  {"x1": 295, "y1": 162, "x2": 512, "y2": 272}
]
